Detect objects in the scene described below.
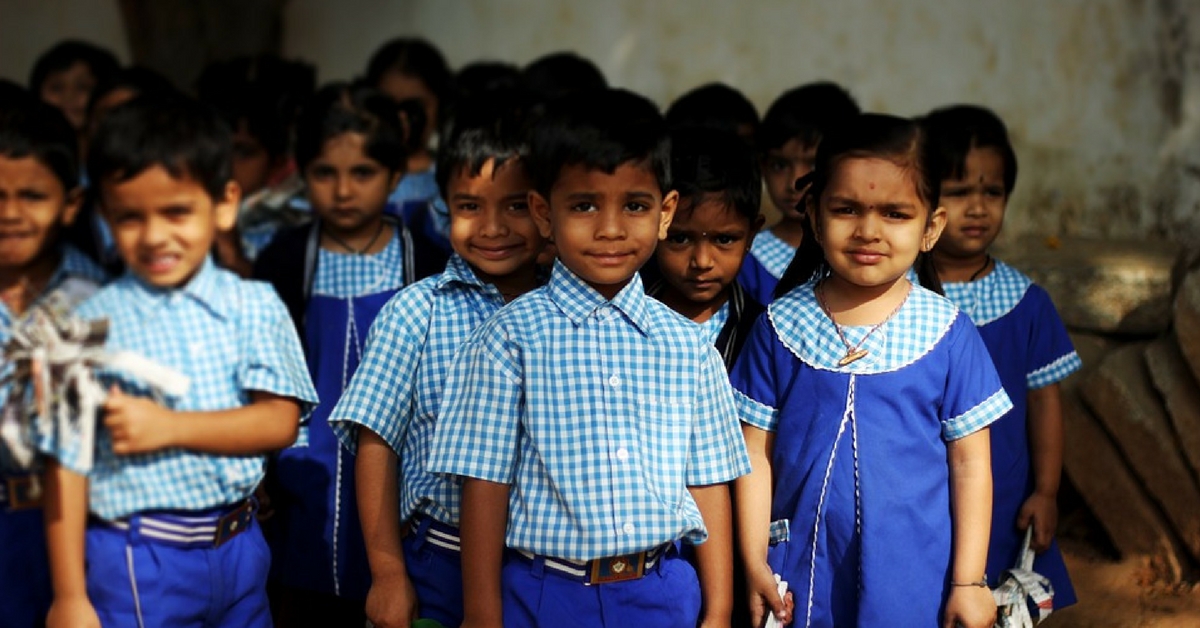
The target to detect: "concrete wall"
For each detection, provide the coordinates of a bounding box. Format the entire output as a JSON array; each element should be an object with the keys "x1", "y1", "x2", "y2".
[{"x1": 0, "y1": 0, "x2": 129, "y2": 84}]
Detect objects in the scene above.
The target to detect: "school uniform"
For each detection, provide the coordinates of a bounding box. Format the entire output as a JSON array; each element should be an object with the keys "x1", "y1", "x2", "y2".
[
  {"x1": 253, "y1": 220, "x2": 445, "y2": 606},
  {"x1": 730, "y1": 281, "x2": 1012, "y2": 628},
  {"x1": 645, "y1": 279, "x2": 765, "y2": 372},
  {"x1": 428, "y1": 260, "x2": 751, "y2": 628},
  {"x1": 0, "y1": 246, "x2": 106, "y2": 628},
  {"x1": 328, "y1": 254, "x2": 518, "y2": 627},
  {"x1": 37, "y1": 257, "x2": 317, "y2": 628},
  {"x1": 942, "y1": 260, "x2": 1080, "y2": 608},
  {"x1": 737, "y1": 230, "x2": 795, "y2": 305},
  {"x1": 390, "y1": 167, "x2": 452, "y2": 254}
]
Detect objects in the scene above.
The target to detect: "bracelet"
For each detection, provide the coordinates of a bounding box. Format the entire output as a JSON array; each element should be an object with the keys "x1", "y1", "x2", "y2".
[{"x1": 951, "y1": 577, "x2": 989, "y2": 588}]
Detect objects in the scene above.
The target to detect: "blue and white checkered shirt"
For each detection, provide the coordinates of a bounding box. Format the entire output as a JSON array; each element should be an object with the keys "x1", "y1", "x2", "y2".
[
  {"x1": 329, "y1": 255, "x2": 510, "y2": 526},
  {"x1": 0, "y1": 246, "x2": 106, "y2": 343},
  {"x1": 40, "y1": 258, "x2": 318, "y2": 520},
  {"x1": 697, "y1": 300, "x2": 731, "y2": 345},
  {"x1": 428, "y1": 260, "x2": 751, "y2": 561},
  {"x1": 312, "y1": 231, "x2": 407, "y2": 298},
  {"x1": 748, "y1": 230, "x2": 795, "y2": 279}
]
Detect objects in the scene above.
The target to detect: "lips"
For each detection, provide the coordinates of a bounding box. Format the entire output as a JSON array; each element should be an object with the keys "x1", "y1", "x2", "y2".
[
  {"x1": 587, "y1": 251, "x2": 635, "y2": 265},
  {"x1": 142, "y1": 252, "x2": 181, "y2": 274},
  {"x1": 846, "y1": 249, "x2": 885, "y2": 264},
  {"x1": 471, "y1": 243, "x2": 523, "y2": 261},
  {"x1": 960, "y1": 225, "x2": 990, "y2": 238}
]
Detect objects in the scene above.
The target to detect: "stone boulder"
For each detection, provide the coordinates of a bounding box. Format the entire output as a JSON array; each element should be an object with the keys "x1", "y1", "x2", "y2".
[
  {"x1": 1176, "y1": 269, "x2": 1200, "y2": 382},
  {"x1": 1144, "y1": 336, "x2": 1200, "y2": 483}
]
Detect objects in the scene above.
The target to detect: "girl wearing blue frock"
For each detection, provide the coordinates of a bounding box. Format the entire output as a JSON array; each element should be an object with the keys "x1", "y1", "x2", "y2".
[
  {"x1": 731, "y1": 114, "x2": 1012, "y2": 628},
  {"x1": 924, "y1": 105, "x2": 1079, "y2": 610}
]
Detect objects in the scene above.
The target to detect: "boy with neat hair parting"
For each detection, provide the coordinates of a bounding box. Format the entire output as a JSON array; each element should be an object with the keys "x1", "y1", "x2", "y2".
[{"x1": 428, "y1": 89, "x2": 751, "y2": 628}]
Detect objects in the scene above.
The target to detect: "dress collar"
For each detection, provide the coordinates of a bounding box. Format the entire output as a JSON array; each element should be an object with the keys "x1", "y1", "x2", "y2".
[{"x1": 546, "y1": 259, "x2": 650, "y2": 335}]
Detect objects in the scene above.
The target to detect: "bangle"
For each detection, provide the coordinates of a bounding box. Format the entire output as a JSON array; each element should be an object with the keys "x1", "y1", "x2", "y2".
[{"x1": 951, "y1": 577, "x2": 988, "y2": 588}]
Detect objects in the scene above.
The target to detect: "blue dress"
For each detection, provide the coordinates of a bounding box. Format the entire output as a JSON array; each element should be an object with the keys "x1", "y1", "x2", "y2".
[
  {"x1": 730, "y1": 281, "x2": 1012, "y2": 627},
  {"x1": 737, "y1": 230, "x2": 795, "y2": 305},
  {"x1": 942, "y1": 261, "x2": 1080, "y2": 608}
]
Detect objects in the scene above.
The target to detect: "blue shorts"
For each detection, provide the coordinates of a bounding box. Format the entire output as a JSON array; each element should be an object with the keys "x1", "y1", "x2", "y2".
[
  {"x1": 402, "y1": 516, "x2": 464, "y2": 627},
  {"x1": 0, "y1": 506, "x2": 51, "y2": 628},
  {"x1": 501, "y1": 546, "x2": 701, "y2": 628}
]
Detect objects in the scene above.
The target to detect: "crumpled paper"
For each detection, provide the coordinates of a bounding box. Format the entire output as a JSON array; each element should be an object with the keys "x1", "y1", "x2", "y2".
[{"x1": 993, "y1": 527, "x2": 1055, "y2": 628}]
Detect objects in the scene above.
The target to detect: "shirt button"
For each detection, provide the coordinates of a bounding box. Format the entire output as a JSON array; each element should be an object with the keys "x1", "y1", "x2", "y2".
[
  {"x1": 623, "y1": 522, "x2": 636, "y2": 535},
  {"x1": 608, "y1": 374, "x2": 621, "y2": 388},
  {"x1": 616, "y1": 447, "x2": 629, "y2": 461}
]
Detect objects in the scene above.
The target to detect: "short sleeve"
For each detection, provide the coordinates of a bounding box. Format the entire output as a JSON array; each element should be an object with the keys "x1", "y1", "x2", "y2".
[
  {"x1": 426, "y1": 322, "x2": 523, "y2": 483},
  {"x1": 686, "y1": 346, "x2": 752, "y2": 485},
  {"x1": 1023, "y1": 285, "x2": 1082, "y2": 389},
  {"x1": 328, "y1": 289, "x2": 432, "y2": 454},
  {"x1": 941, "y1": 313, "x2": 1013, "y2": 441},
  {"x1": 237, "y1": 284, "x2": 319, "y2": 419},
  {"x1": 729, "y1": 314, "x2": 782, "y2": 431}
]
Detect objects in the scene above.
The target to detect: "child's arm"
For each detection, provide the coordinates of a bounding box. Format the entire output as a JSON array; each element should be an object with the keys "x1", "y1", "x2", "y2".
[
  {"x1": 356, "y1": 429, "x2": 417, "y2": 628},
  {"x1": 102, "y1": 389, "x2": 299, "y2": 455},
  {"x1": 689, "y1": 483, "x2": 734, "y2": 628},
  {"x1": 459, "y1": 477, "x2": 510, "y2": 628},
  {"x1": 43, "y1": 459, "x2": 101, "y2": 628},
  {"x1": 943, "y1": 427, "x2": 996, "y2": 628},
  {"x1": 1019, "y1": 383, "x2": 1064, "y2": 552},
  {"x1": 734, "y1": 424, "x2": 791, "y2": 627}
]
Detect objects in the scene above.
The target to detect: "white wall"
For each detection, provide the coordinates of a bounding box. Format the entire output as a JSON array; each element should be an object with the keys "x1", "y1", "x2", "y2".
[{"x1": 0, "y1": 0, "x2": 128, "y2": 84}]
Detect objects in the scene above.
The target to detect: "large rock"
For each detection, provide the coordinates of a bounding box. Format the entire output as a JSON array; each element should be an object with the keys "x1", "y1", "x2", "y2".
[
  {"x1": 1082, "y1": 343, "x2": 1200, "y2": 562},
  {"x1": 1064, "y1": 332, "x2": 1112, "y2": 391},
  {"x1": 1144, "y1": 336, "x2": 1200, "y2": 483},
  {"x1": 1176, "y1": 269, "x2": 1200, "y2": 382},
  {"x1": 995, "y1": 237, "x2": 1179, "y2": 334},
  {"x1": 1063, "y1": 390, "x2": 1186, "y2": 582}
]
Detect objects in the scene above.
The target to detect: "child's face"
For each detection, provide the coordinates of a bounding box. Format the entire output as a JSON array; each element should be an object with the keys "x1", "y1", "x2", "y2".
[
  {"x1": 39, "y1": 61, "x2": 95, "y2": 131},
  {"x1": 377, "y1": 70, "x2": 438, "y2": 145},
  {"x1": 0, "y1": 155, "x2": 81, "y2": 271},
  {"x1": 656, "y1": 196, "x2": 759, "y2": 309},
  {"x1": 447, "y1": 158, "x2": 544, "y2": 287},
  {"x1": 934, "y1": 147, "x2": 1007, "y2": 261},
  {"x1": 101, "y1": 165, "x2": 238, "y2": 288},
  {"x1": 813, "y1": 157, "x2": 945, "y2": 292},
  {"x1": 763, "y1": 137, "x2": 817, "y2": 221},
  {"x1": 304, "y1": 132, "x2": 400, "y2": 238},
  {"x1": 231, "y1": 121, "x2": 275, "y2": 198},
  {"x1": 532, "y1": 162, "x2": 677, "y2": 299}
]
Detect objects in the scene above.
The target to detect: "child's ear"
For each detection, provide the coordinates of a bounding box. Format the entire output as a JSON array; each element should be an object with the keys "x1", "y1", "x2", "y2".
[
  {"x1": 922, "y1": 205, "x2": 948, "y2": 252},
  {"x1": 214, "y1": 180, "x2": 242, "y2": 232},
  {"x1": 657, "y1": 190, "x2": 679, "y2": 240},
  {"x1": 529, "y1": 191, "x2": 554, "y2": 240},
  {"x1": 59, "y1": 186, "x2": 85, "y2": 227}
]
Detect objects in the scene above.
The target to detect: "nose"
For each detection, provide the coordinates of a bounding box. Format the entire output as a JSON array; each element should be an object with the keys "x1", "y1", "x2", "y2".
[
  {"x1": 595, "y1": 206, "x2": 624, "y2": 240},
  {"x1": 965, "y1": 192, "x2": 988, "y2": 216},
  {"x1": 335, "y1": 174, "x2": 352, "y2": 202},
  {"x1": 141, "y1": 214, "x2": 169, "y2": 247},
  {"x1": 0, "y1": 197, "x2": 17, "y2": 221},
  {"x1": 480, "y1": 205, "x2": 508, "y2": 237},
  {"x1": 854, "y1": 212, "x2": 881, "y2": 241},
  {"x1": 690, "y1": 240, "x2": 715, "y2": 270}
]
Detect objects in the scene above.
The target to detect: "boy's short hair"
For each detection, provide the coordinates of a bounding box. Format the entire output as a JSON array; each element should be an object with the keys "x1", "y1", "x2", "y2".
[
  {"x1": 665, "y1": 83, "x2": 759, "y2": 139},
  {"x1": 88, "y1": 94, "x2": 232, "y2": 200},
  {"x1": 435, "y1": 90, "x2": 533, "y2": 199},
  {"x1": 757, "y1": 81, "x2": 859, "y2": 153},
  {"x1": 0, "y1": 93, "x2": 80, "y2": 190},
  {"x1": 455, "y1": 61, "x2": 524, "y2": 101},
  {"x1": 293, "y1": 82, "x2": 409, "y2": 174},
  {"x1": 197, "y1": 54, "x2": 316, "y2": 160},
  {"x1": 922, "y1": 104, "x2": 1018, "y2": 194},
  {"x1": 528, "y1": 88, "x2": 670, "y2": 198},
  {"x1": 28, "y1": 39, "x2": 120, "y2": 94},
  {"x1": 670, "y1": 127, "x2": 761, "y2": 222},
  {"x1": 523, "y1": 52, "x2": 607, "y2": 102}
]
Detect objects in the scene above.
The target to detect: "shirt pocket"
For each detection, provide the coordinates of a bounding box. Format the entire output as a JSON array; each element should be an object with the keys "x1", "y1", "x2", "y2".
[{"x1": 635, "y1": 397, "x2": 692, "y2": 508}]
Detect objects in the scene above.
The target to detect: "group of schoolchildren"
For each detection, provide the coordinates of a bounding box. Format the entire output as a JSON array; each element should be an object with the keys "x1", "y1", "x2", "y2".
[{"x1": 0, "y1": 36, "x2": 1082, "y2": 628}]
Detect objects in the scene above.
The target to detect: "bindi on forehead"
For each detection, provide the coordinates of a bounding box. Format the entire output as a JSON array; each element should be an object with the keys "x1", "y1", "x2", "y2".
[{"x1": 869, "y1": 182, "x2": 875, "y2": 189}]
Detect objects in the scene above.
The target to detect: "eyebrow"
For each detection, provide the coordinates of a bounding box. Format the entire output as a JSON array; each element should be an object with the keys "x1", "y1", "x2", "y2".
[{"x1": 826, "y1": 195, "x2": 916, "y2": 211}]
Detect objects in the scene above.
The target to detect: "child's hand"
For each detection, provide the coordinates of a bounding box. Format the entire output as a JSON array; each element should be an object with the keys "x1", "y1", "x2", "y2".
[
  {"x1": 1017, "y1": 492, "x2": 1058, "y2": 552},
  {"x1": 746, "y1": 562, "x2": 793, "y2": 627},
  {"x1": 942, "y1": 585, "x2": 996, "y2": 628},
  {"x1": 103, "y1": 387, "x2": 175, "y2": 454},
  {"x1": 46, "y1": 595, "x2": 101, "y2": 628},
  {"x1": 363, "y1": 569, "x2": 418, "y2": 628}
]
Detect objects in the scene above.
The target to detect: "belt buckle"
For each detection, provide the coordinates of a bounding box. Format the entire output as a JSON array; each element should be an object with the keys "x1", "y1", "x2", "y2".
[
  {"x1": 588, "y1": 551, "x2": 646, "y2": 585},
  {"x1": 5, "y1": 475, "x2": 43, "y2": 511},
  {"x1": 213, "y1": 500, "x2": 255, "y2": 547}
]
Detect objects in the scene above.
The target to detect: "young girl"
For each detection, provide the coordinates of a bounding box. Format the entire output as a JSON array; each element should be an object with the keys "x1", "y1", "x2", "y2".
[
  {"x1": 737, "y1": 82, "x2": 859, "y2": 306},
  {"x1": 0, "y1": 91, "x2": 107, "y2": 628},
  {"x1": 253, "y1": 83, "x2": 447, "y2": 626},
  {"x1": 731, "y1": 114, "x2": 1010, "y2": 628},
  {"x1": 924, "y1": 104, "x2": 1079, "y2": 610}
]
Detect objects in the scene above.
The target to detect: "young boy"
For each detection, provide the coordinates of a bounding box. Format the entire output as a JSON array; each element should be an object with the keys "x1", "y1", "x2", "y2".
[
  {"x1": 428, "y1": 89, "x2": 751, "y2": 628},
  {"x1": 327, "y1": 94, "x2": 544, "y2": 628},
  {"x1": 647, "y1": 126, "x2": 766, "y2": 371},
  {"x1": 38, "y1": 94, "x2": 317, "y2": 628}
]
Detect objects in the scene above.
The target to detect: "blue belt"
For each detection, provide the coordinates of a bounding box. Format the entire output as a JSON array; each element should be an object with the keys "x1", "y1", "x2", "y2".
[{"x1": 96, "y1": 498, "x2": 257, "y2": 549}]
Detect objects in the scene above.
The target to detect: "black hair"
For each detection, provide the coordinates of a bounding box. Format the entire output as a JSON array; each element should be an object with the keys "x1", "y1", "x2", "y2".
[
  {"x1": 28, "y1": 39, "x2": 119, "y2": 94},
  {"x1": 774, "y1": 113, "x2": 944, "y2": 298},
  {"x1": 522, "y1": 52, "x2": 607, "y2": 102},
  {"x1": 435, "y1": 90, "x2": 533, "y2": 200},
  {"x1": 197, "y1": 54, "x2": 316, "y2": 160},
  {"x1": 669, "y1": 126, "x2": 761, "y2": 222},
  {"x1": 0, "y1": 90, "x2": 80, "y2": 191},
  {"x1": 88, "y1": 93, "x2": 232, "y2": 200},
  {"x1": 758, "y1": 82, "x2": 860, "y2": 154},
  {"x1": 527, "y1": 88, "x2": 670, "y2": 199},
  {"x1": 86, "y1": 66, "x2": 177, "y2": 128},
  {"x1": 294, "y1": 82, "x2": 409, "y2": 175},
  {"x1": 921, "y1": 104, "x2": 1018, "y2": 194},
  {"x1": 455, "y1": 61, "x2": 524, "y2": 100},
  {"x1": 665, "y1": 83, "x2": 759, "y2": 141},
  {"x1": 365, "y1": 38, "x2": 453, "y2": 112}
]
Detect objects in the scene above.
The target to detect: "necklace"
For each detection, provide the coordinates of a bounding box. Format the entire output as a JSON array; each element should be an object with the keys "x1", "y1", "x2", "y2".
[
  {"x1": 817, "y1": 280, "x2": 912, "y2": 366},
  {"x1": 324, "y1": 220, "x2": 386, "y2": 255},
  {"x1": 969, "y1": 255, "x2": 992, "y2": 282}
]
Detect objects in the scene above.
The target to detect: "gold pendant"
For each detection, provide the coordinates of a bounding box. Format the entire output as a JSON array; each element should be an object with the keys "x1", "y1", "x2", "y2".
[{"x1": 838, "y1": 348, "x2": 869, "y2": 366}]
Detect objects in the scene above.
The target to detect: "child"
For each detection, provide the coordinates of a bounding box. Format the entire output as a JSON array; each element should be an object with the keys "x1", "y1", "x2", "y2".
[
  {"x1": 252, "y1": 83, "x2": 447, "y2": 626},
  {"x1": 665, "y1": 82, "x2": 760, "y2": 147},
  {"x1": 738, "y1": 82, "x2": 859, "y2": 305},
  {"x1": 428, "y1": 88, "x2": 751, "y2": 628},
  {"x1": 522, "y1": 51, "x2": 608, "y2": 102},
  {"x1": 646, "y1": 126, "x2": 765, "y2": 370},
  {"x1": 924, "y1": 104, "x2": 1079, "y2": 609},
  {"x1": 0, "y1": 90, "x2": 107, "y2": 628},
  {"x1": 39, "y1": 93, "x2": 317, "y2": 628},
  {"x1": 732, "y1": 114, "x2": 1010, "y2": 628},
  {"x1": 327, "y1": 93, "x2": 544, "y2": 628},
  {"x1": 29, "y1": 40, "x2": 120, "y2": 136}
]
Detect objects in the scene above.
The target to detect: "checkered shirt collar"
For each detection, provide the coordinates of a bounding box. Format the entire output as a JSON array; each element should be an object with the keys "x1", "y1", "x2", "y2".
[
  {"x1": 435, "y1": 254, "x2": 487, "y2": 291},
  {"x1": 941, "y1": 259, "x2": 1031, "y2": 326},
  {"x1": 123, "y1": 256, "x2": 231, "y2": 320},
  {"x1": 546, "y1": 259, "x2": 650, "y2": 334}
]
